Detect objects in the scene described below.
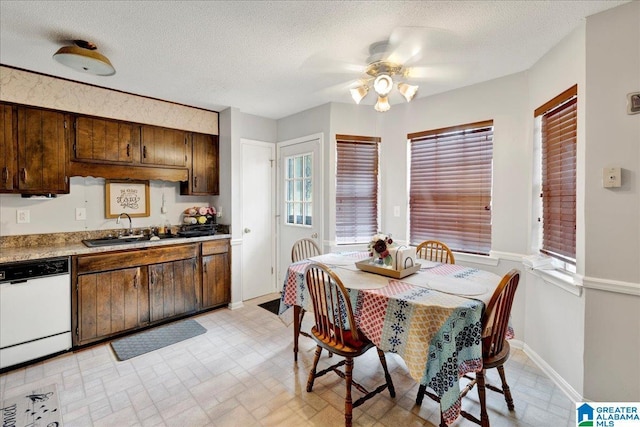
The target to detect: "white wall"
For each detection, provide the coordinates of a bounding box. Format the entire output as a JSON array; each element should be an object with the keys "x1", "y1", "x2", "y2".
[
  {"x1": 526, "y1": 22, "x2": 587, "y2": 396},
  {"x1": 583, "y1": 1, "x2": 640, "y2": 401}
]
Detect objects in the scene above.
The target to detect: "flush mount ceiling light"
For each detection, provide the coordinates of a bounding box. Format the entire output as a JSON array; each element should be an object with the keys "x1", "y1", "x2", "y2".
[
  {"x1": 350, "y1": 60, "x2": 418, "y2": 112},
  {"x1": 53, "y1": 40, "x2": 115, "y2": 76}
]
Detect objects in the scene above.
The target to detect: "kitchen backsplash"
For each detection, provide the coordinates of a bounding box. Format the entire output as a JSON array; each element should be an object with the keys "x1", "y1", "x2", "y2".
[{"x1": 0, "y1": 177, "x2": 222, "y2": 237}]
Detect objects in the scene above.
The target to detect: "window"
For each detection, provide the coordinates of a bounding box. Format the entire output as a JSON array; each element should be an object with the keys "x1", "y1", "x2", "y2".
[
  {"x1": 535, "y1": 85, "x2": 577, "y2": 263},
  {"x1": 284, "y1": 153, "x2": 312, "y2": 226},
  {"x1": 408, "y1": 121, "x2": 494, "y2": 255},
  {"x1": 335, "y1": 134, "x2": 380, "y2": 244}
]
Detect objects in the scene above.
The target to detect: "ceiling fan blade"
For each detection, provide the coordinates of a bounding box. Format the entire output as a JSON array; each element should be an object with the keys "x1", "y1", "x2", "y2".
[
  {"x1": 405, "y1": 64, "x2": 466, "y2": 82},
  {"x1": 385, "y1": 26, "x2": 459, "y2": 66},
  {"x1": 300, "y1": 52, "x2": 366, "y2": 76}
]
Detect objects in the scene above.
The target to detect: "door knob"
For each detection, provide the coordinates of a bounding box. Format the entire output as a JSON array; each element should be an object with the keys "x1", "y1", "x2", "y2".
[
  {"x1": 311, "y1": 232, "x2": 318, "y2": 238},
  {"x1": 244, "y1": 228, "x2": 251, "y2": 233}
]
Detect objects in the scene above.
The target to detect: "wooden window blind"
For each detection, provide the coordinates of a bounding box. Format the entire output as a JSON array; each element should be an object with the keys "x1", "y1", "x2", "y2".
[
  {"x1": 536, "y1": 85, "x2": 577, "y2": 263},
  {"x1": 408, "y1": 121, "x2": 493, "y2": 255},
  {"x1": 336, "y1": 134, "x2": 380, "y2": 244}
]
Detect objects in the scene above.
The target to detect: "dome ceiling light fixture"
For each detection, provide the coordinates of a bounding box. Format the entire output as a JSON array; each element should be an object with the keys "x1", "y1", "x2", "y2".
[
  {"x1": 53, "y1": 40, "x2": 115, "y2": 76},
  {"x1": 349, "y1": 58, "x2": 419, "y2": 113}
]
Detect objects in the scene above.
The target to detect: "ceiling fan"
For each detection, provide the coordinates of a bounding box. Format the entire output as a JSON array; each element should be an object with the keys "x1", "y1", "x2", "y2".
[{"x1": 307, "y1": 27, "x2": 458, "y2": 112}]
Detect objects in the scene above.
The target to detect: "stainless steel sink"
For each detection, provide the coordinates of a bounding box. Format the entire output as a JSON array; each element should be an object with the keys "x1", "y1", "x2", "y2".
[{"x1": 82, "y1": 235, "x2": 180, "y2": 247}]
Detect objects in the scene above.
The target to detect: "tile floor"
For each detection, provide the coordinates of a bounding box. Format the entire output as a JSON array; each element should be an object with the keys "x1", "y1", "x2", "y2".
[{"x1": 0, "y1": 293, "x2": 576, "y2": 427}]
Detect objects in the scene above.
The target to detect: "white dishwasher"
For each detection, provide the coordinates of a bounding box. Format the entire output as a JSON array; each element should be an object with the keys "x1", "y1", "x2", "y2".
[{"x1": 0, "y1": 256, "x2": 72, "y2": 370}]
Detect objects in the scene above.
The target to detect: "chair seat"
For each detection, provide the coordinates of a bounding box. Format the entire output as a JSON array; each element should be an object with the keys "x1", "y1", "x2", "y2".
[
  {"x1": 311, "y1": 327, "x2": 374, "y2": 357},
  {"x1": 483, "y1": 340, "x2": 510, "y2": 370}
]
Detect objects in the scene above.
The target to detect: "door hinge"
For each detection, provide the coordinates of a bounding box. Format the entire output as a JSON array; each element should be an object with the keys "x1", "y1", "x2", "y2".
[{"x1": 75, "y1": 326, "x2": 79, "y2": 336}]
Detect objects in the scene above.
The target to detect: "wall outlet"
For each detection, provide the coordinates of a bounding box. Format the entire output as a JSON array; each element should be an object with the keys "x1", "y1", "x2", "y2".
[
  {"x1": 603, "y1": 167, "x2": 621, "y2": 188},
  {"x1": 75, "y1": 207, "x2": 87, "y2": 220},
  {"x1": 17, "y1": 209, "x2": 30, "y2": 224}
]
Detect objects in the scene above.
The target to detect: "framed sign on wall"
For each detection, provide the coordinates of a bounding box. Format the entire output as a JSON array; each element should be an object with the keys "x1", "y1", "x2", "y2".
[{"x1": 105, "y1": 180, "x2": 150, "y2": 218}]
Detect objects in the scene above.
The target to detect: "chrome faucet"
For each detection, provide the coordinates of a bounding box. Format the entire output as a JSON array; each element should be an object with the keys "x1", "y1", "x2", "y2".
[{"x1": 116, "y1": 213, "x2": 133, "y2": 236}]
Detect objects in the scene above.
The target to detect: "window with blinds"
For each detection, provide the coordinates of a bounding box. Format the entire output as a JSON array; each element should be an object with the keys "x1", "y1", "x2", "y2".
[
  {"x1": 335, "y1": 134, "x2": 380, "y2": 244},
  {"x1": 536, "y1": 85, "x2": 577, "y2": 263},
  {"x1": 408, "y1": 121, "x2": 493, "y2": 255}
]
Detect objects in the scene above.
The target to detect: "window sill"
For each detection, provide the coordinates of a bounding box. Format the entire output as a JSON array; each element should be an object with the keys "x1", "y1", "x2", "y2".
[
  {"x1": 455, "y1": 251, "x2": 500, "y2": 266},
  {"x1": 527, "y1": 267, "x2": 583, "y2": 296}
]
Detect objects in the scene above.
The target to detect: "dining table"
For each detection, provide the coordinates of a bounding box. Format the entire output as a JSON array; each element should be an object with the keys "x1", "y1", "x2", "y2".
[{"x1": 278, "y1": 251, "x2": 507, "y2": 426}]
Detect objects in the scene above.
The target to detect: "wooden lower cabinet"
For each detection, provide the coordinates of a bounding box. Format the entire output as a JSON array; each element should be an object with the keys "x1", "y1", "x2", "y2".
[
  {"x1": 77, "y1": 267, "x2": 148, "y2": 344},
  {"x1": 201, "y1": 239, "x2": 231, "y2": 309},
  {"x1": 149, "y1": 258, "x2": 198, "y2": 322},
  {"x1": 73, "y1": 239, "x2": 230, "y2": 347}
]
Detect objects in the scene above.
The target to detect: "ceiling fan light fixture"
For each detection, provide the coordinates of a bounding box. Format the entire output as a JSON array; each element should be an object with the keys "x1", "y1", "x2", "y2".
[
  {"x1": 53, "y1": 40, "x2": 115, "y2": 76},
  {"x1": 374, "y1": 95, "x2": 390, "y2": 113},
  {"x1": 373, "y1": 74, "x2": 393, "y2": 96},
  {"x1": 350, "y1": 85, "x2": 369, "y2": 104},
  {"x1": 398, "y1": 82, "x2": 419, "y2": 102}
]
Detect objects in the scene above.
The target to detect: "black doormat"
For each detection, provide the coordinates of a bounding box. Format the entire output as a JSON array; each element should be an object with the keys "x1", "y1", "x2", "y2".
[
  {"x1": 258, "y1": 298, "x2": 281, "y2": 315},
  {"x1": 110, "y1": 319, "x2": 206, "y2": 361}
]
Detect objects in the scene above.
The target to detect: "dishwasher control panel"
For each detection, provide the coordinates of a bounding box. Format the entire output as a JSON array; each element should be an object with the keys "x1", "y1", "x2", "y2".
[{"x1": 0, "y1": 257, "x2": 69, "y2": 284}]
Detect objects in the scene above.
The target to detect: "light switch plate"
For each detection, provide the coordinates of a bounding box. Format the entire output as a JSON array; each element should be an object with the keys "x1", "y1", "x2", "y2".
[
  {"x1": 17, "y1": 209, "x2": 30, "y2": 223},
  {"x1": 75, "y1": 207, "x2": 87, "y2": 220}
]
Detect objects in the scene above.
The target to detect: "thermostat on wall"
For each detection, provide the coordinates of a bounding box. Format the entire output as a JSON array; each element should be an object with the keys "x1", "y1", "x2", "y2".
[{"x1": 603, "y1": 167, "x2": 621, "y2": 188}]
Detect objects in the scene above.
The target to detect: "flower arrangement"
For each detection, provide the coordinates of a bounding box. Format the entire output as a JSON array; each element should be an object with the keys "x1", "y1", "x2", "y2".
[{"x1": 368, "y1": 233, "x2": 395, "y2": 266}]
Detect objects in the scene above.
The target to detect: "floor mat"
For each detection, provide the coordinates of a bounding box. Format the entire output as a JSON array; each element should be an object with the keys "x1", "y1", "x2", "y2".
[
  {"x1": 0, "y1": 384, "x2": 62, "y2": 427},
  {"x1": 258, "y1": 298, "x2": 281, "y2": 315},
  {"x1": 110, "y1": 319, "x2": 206, "y2": 361}
]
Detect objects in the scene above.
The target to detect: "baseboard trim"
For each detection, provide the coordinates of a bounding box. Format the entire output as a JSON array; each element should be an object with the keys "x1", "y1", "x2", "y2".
[
  {"x1": 228, "y1": 301, "x2": 244, "y2": 310},
  {"x1": 521, "y1": 342, "x2": 583, "y2": 403}
]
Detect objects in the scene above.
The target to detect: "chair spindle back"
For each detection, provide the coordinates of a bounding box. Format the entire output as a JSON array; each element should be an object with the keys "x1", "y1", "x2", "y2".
[
  {"x1": 482, "y1": 269, "x2": 519, "y2": 359},
  {"x1": 416, "y1": 240, "x2": 455, "y2": 264},
  {"x1": 292, "y1": 238, "x2": 322, "y2": 262}
]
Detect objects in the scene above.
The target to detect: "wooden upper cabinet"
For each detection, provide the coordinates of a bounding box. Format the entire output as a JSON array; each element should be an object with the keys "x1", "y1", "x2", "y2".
[
  {"x1": 15, "y1": 106, "x2": 69, "y2": 194},
  {"x1": 140, "y1": 125, "x2": 188, "y2": 168},
  {"x1": 181, "y1": 133, "x2": 219, "y2": 195},
  {"x1": 0, "y1": 104, "x2": 17, "y2": 191},
  {"x1": 74, "y1": 116, "x2": 139, "y2": 164}
]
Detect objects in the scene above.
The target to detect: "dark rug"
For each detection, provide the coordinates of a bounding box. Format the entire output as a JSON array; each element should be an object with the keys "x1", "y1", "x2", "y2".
[
  {"x1": 258, "y1": 298, "x2": 281, "y2": 315},
  {"x1": 110, "y1": 319, "x2": 206, "y2": 361}
]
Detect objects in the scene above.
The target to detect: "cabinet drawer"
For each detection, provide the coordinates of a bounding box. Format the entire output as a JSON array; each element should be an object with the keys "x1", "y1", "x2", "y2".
[
  {"x1": 77, "y1": 243, "x2": 199, "y2": 274},
  {"x1": 202, "y1": 239, "x2": 229, "y2": 256}
]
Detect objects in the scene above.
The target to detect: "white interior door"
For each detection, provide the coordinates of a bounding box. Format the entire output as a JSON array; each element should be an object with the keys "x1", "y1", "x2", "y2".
[
  {"x1": 277, "y1": 135, "x2": 323, "y2": 288},
  {"x1": 241, "y1": 140, "x2": 276, "y2": 301}
]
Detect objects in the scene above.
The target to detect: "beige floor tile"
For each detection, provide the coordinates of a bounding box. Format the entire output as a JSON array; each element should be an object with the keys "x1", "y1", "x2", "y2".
[{"x1": 0, "y1": 294, "x2": 575, "y2": 427}]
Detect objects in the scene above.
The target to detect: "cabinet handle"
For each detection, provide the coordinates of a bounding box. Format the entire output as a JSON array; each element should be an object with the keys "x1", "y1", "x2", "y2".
[
  {"x1": 20, "y1": 168, "x2": 27, "y2": 183},
  {"x1": 1, "y1": 167, "x2": 8, "y2": 183},
  {"x1": 194, "y1": 176, "x2": 198, "y2": 188},
  {"x1": 126, "y1": 144, "x2": 130, "y2": 157},
  {"x1": 143, "y1": 146, "x2": 147, "y2": 159}
]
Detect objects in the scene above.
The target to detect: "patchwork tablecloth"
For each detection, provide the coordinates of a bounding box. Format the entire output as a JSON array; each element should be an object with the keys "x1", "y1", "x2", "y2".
[{"x1": 279, "y1": 253, "x2": 502, "y2": 426}]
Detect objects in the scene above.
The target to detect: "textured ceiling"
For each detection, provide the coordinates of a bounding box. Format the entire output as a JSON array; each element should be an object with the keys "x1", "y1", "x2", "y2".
[{"x1": 0, "y1": 1, "x2": 630, "y2": 120}]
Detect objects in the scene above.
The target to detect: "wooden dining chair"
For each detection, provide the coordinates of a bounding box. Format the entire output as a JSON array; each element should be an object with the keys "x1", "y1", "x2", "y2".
[
  {"x1": 291, "y1": 238, "x2": 321, "y2": 263},
  {"x1": 416, "y1": 269, "x2": 520, "y2": 427},
  {"x1": 291, "y1": 238, "x2": 322, "y2": 361},
  {"x1": 304, "y1": 262, "x2": 396, "y2": 427},
  {"x1": 416, "y1": 240, "x2": 455, "y2": 264}
]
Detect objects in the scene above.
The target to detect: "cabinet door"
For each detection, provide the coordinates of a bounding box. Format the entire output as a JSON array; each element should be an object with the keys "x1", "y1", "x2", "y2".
[
  {"x1": 188, "y1": 133, "x2": 219, "y2": 195},
  {"x1": 74, "y1": 116, "x2": 139, "y2": 163},
  {"x1": 141, "y1": 125, "x2": 188, "y2": 168},
  {"x1": 149, "y1": 258, "x2": 198, "y2": 322},
  {"x1": 16, "y1": 107, "x2": 68, "y2": 193},
  {"x1": 77, "y1": 267, "x2": 148, "y2": 345},
  {"x1": 202, "y1": 252, "x2": 230, "y2": 309},
  {"x1": 0, "y1": 104, "x2": 17, "y2": 191}
]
